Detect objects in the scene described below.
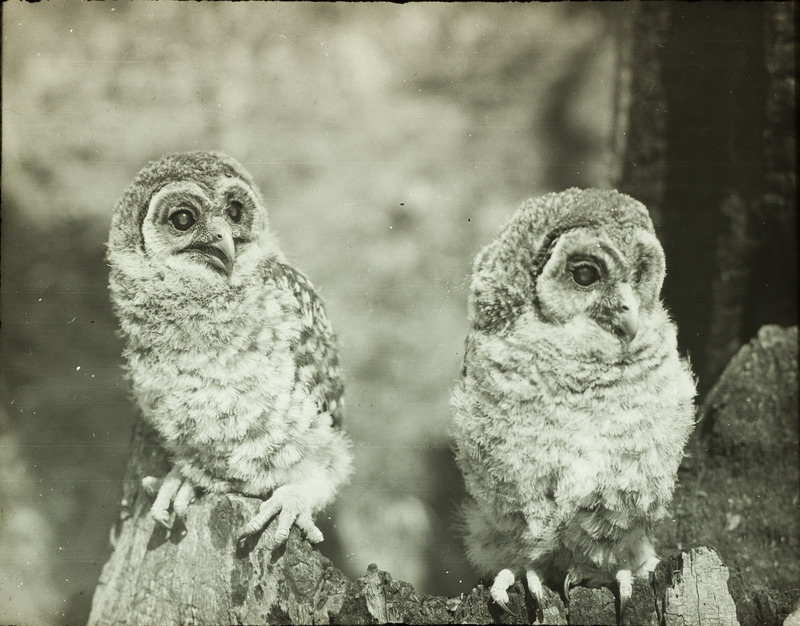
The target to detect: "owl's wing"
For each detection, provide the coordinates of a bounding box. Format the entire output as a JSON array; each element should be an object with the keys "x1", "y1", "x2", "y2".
[
  {"x1": 458, "y1": 332, "x2": 561, "y2": 538},
  {"x1": 269, "y1": 262, "x2": 345, "y2": 428}
]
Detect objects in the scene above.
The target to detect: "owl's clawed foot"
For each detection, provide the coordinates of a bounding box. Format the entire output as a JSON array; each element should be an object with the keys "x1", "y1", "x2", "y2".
[
  {"x1": 237, "y1": 485, "x2": 323, "y2": 550},
  {"x1": 615, "y1": 569, "x2": 633, "y2": 625},
  {"x1": 562, "y1": 570, "x2": 577, "y2": 608},
  {"x1": 525, "y1": 569, "x2": 545, "y2": 623},
  {"x1": 489, "y1": 568, "x2": 546, "y2": 622},
  {"x1": 142, "y1": 476, "x2": 162, "y2": 495},
  {"x1": 143, "y1": 468, "x2": 197, "y2": 530},
  {"x1": 489, "y1": 569, "x2": 519, "y2": 617}
]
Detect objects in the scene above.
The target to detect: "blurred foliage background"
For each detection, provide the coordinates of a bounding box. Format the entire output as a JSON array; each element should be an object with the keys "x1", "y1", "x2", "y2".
[{"x1": 1, "y1": 2, "x2": 630, "y2": 623}]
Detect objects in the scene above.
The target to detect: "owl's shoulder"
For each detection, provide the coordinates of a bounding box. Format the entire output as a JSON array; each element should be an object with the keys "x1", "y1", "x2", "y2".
[
  {"x1": 261, "y1": 258, "x2": 319, "y2": 302},
  {"x1": 256, "y1": 256, "x2": 344, "y2": 427},
  {"x1": 254, "y1": 257, "x2": 333, "y2": 330}
]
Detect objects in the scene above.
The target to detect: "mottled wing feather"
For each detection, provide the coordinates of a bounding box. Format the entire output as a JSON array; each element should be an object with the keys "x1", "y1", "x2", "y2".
[{"x1": 269, "y1": 261, "x2": 344, "y2": 428}]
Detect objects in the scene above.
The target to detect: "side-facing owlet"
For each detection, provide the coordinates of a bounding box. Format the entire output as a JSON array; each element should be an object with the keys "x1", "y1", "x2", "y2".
[
  {"x1": 451, "y1": 189, "x2": 696, "y2": 619},
  {"x1": 107, "y1": 151, "x2": 353, "y2": 547}
]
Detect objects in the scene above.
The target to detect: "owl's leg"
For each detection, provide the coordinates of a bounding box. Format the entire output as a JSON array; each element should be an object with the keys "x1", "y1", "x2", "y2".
[
  {"x1": 489, "y1": 568, "x2": 517, "y2": 615},
  {"x1": 525, "y1": 569, "x2": 546, "y2": 623},
  {"x1": 615, "y1": 568, "x2": 633, "y2": 624},
  {"x1": 148, "y1": 467, "x2": 183, "y2": 527},
  {"x1": 144, "y1": 467, "x2": 197, "y2": 529},
  {"x1": 237, "y1": 484, "x2": 325, "y2": 549},
  {"x1": 172, "y1": 481, "x2": 197, "y2": 518}
]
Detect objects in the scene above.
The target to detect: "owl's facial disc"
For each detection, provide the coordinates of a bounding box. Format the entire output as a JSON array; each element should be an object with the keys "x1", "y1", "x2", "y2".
[
  {"x1": 143, "y1": 181, "x2": 248, "y2": 277},
  {"x1": 537, "y1": 228, "x2": 646, "y2": 347}
]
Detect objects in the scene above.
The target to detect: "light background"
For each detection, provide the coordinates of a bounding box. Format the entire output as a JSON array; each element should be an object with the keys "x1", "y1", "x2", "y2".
[{"x1": 1, "y1": 3, "x2": 625, "y2": 623}]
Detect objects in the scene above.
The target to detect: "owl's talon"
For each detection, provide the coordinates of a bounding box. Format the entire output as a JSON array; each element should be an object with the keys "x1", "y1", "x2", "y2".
[
  {"x1": 495, "y1": 598, "x2": 515, "y2": 617},
  {"x1": 639, "y1": 555, "x2": 660, "y2": 575},
  {"x1": 490, "y1": 568, "x2": 517, "y2": 616},
  {"x1": 151, "y1": 507, "x2": 173, "y2": 529},
  {"x1": 562, "y1": 570, "x2": 577, "y2": 607},
  {"x1": 146, "y1": 468, "x2": 196, "y2": 530},
  {"x1": 173, "y1": 481, "x2": 197, "y2": 518},
  {"x1": 294, "y1": 510, "x2": 324, "y2": 544},
  {"x1": 616, "y1": 569, "x2": 633, "y2": 625},
  {"x1": 241, "y1": 485, "x2": 323, "y2": 549},
  {"x1": 526, "y1": 569, "x2": 545, "y2": 623}
]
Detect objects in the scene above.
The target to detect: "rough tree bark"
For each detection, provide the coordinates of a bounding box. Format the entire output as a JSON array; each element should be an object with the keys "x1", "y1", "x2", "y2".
[
  {"x1": 696, "y1": 325, "x2": 800, "y2": 626},
  {"x1": 88, "y1": 419, "x2": 740, "y2": 625}
]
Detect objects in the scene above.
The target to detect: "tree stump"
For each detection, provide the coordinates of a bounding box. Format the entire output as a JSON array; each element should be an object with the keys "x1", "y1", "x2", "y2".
[{"x1": 88, "y1": 422, "x2": 742, "y2": 625}]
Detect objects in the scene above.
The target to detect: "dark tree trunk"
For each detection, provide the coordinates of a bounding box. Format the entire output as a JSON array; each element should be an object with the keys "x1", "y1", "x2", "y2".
[{"x1": 619, "y1": 2, "x2": 797, "y2": 395}]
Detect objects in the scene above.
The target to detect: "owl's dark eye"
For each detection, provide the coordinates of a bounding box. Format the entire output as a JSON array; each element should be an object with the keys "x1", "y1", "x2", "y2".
[
  {"x1": 571, "y1": 264, "x2": 600, "y2": 287},
  {"x1": 227, "y1": 200, "x2": 243, "y2": 223},
  {"x1": 169, "y1": 209, "x2": 195, "y2": 231}
]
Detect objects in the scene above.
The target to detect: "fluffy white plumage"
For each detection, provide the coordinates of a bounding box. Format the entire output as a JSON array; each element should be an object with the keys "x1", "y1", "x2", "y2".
[
  {"x1": 108, "y1": 151, "x2": 352, "y2": 547},
  {"x1": 451, "y1": 188, "x2": 696, "y2": 619}
]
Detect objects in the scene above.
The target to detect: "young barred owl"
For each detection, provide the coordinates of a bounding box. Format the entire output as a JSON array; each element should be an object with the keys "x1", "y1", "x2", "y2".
[
  {"x1": 451, "y1": 188, "x2": 696, "y2": 620},
  {"x1": 107, "y1": 151, "x2": 352, "y2": 547}
]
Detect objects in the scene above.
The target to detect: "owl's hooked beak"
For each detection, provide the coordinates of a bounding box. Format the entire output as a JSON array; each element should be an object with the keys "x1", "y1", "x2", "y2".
[
  {"x1": 189, "y1": 217, "x2": 236, "y2": 276},
  {"x1": 613, "y1": 283, "x2": 640, "y2": 347}
]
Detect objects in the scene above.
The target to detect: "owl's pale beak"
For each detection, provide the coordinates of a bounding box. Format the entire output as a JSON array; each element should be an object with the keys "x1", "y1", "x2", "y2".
[
  {"x1": 614, "y1": 283, "x2": 640, "y2": 346},
  {"x1": 191, "y1": 218, "x2": 236, "y2": 275}
]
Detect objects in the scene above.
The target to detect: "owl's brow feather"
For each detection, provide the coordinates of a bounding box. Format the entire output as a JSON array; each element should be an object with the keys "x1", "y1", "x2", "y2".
[
  {"x1": 218, "y1": 177, "x2": 260, "y2": 209},
  {"x1": 143, "y1": 180, "x2": 209, "y2": 215},
  {"x1": 148, "y1": 183, "x2": 210, "y2": 217},
  {"x1": 529, "y1": 221, "x2": 601, "y2": 285}
]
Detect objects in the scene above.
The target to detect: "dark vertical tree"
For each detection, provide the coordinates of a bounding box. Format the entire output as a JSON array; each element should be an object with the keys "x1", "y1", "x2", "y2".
[{"x1": 619, "y1": 2, "x2": 797, "y2": 395}]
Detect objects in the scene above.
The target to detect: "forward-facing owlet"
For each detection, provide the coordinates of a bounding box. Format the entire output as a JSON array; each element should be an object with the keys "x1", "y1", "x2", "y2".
[
  {"x1": 107, "y1": 151, "x2": 353, "y2": 548},
  {"x1": 451, "y1": 188, "x2": 696, "y2": 620}
]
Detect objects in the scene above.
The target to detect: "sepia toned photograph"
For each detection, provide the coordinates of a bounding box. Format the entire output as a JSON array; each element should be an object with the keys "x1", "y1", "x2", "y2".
[{"x1": 1, "y1": 2, "x2": 797, "y2": 625}]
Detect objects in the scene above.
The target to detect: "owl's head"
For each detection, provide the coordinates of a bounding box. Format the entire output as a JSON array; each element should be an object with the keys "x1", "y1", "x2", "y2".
[
  {"x1": 108, "y1": 151, "x2": 273, "y2": 281},
  {"x1": 534, "y1": 218, "x2": 665, "y2": 346},
  {"x1": 470, "y1": 188, "x2": 665, "y2": 348}
]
